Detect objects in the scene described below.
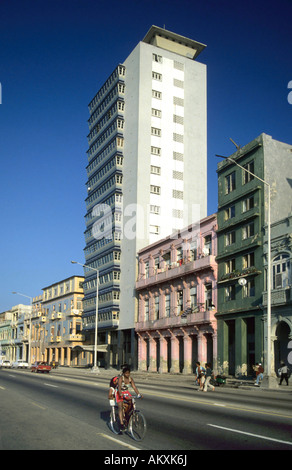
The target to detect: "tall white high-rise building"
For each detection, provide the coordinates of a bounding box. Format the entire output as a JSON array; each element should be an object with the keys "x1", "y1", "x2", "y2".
[{"x1": 83, "y1": 26, "x2": 207, "y2": 368}]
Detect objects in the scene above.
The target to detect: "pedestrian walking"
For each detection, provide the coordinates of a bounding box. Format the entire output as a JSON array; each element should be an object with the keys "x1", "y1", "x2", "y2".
[
  {"x1": 195, "y1": 361, "x2": 206, "y2": 391},
  {"x1": 203, "y1": 363, "x2": 215, "y2": 392},
  {"x1": 254, "y1": 363, "x2": 264, "y2": 386},
  {"x1": 278, "y1": 361, "x2": 290, "y2": 386}
]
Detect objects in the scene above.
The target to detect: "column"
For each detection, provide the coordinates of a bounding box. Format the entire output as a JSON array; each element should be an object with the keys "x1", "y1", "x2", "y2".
[
  {"x1": 183, "y1": 333, "x2": 192, "y2": 374},
  {"x1": 212, "y1": 332, "x2": 218, "y2": 372},
  {"x1": 197, "y1": 331, "x2": 207, "y2": 365},
  {"x1": 170, "y1": 334, "x2": 180, "y2": 373},
  {"x1": 137, "y1": 335, "x2": 147, "y2": 372},
  {"x1": 148, "y1": 335, "x2": 157, "y2": 372},
  {"x1": 67, "y1": 346, "x2": 71, "y2": 366},
  {"x1": 158, "y1": 334, "x2": 168, "y2": 373},
  {"x1": 235, "y1": 317, "x2": 247, "y2": 376}
]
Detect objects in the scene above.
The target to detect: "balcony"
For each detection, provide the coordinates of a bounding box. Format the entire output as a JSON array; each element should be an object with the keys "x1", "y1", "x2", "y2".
[
  {"x1": 65, "y1": 334, "x2": 85, "y2": 342},
  {"x1": 68, "y1": 309, "x2": 83, "y2": 317},
  {"x1": 51, "y1": 312, "x2": 62, "y2": 320},
  {"x1": 262, "y1": 287, "x2": 291, "y2": 306},
  {"x1": 136, "y1": 309, "x2": 216, "y2": 332},
  {"x1": 136, "y1": 255, "x2": 217, "y2": 290}
]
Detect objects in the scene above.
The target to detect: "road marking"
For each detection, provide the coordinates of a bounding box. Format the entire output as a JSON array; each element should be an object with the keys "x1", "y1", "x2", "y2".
[
  {"x1": 207, "y1": 424, "x2": 292, "y2": 447},
  {"x1": 44, "y1": 383, "x2": 58, "y2": 388},
  {"x1": 145, "y1": 390, "x2": 292, "y2": 420},
  {"x1": 0, "y1": 386, "x2": 5, "y2": 390},
  {"x1": 31, "y1": 401, "x2": 47, "y2": 410},
  {"x1": 97, "y1": 433, "x2": 141, "y2": 451},
  {"x1": 213, "y1": 403, "x2": 226, "y2": 407},
  {"x1": 8, "y1": 374, "x2": 15, "y2": 378}
]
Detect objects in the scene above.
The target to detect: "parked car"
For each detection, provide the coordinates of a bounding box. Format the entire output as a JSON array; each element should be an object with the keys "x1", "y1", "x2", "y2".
[
  {"x1": 11, "y1": 359, "x2": 29, "y2": 369},
  {"x1": 0, "y1": 360, "x2": 12, "y2": 368},
  {"x1": 31, "y1": 362, "x2": 52, "y2": 373}
]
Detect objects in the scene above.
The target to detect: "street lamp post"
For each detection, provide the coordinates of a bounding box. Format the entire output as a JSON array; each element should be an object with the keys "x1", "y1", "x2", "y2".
[
  {"x1": 216, "y1": 155, "x2": 277, "y2": 388},
  {"x1": 12, "y1": 292, "x2": 32, "y2": 366},
  {"x1": 71, "y1": 261, "x2": 99, "y2": 373}
]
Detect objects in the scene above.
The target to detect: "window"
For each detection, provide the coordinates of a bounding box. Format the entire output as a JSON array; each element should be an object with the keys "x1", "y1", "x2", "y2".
[
  {"x1": 152, "y1": 108, "x2": 161, "y2": 118},
  {"x1": 173, "y1": 115, "x2": 184, "y2": 125},
  {"x1": 165, "y1": 294, "x2": 170, "y2": 317},
  {"x1": 243, "y1": 252, "x2": 255, "y2": 269},
  {"x1": 225, "y1": 259, "x2": 236, "y2": 274},
  {"x1": 190, "y1": 286, "x2": 197, "y2": 308},
  {"x1": 154, "y1": 296, "x2": 159, "y2": 320},
  {"x1": 150, "y1": 205, "x2": 160, "y2": 214},
  {"x1": 225, "y1": 285, "x2": 236, "y2": 301},
  {"x1": 243, "y1": 279, "x2": 255, "y2": 297},
  {"x1": 153, "y1": 53, "x2": 162, "y2": 63},
  {"x1": 173, "y1": 189, "x2": 183, "y2": 199},
  {"x1": 225, "y1": 231, "x2": 236, "y2": 246},
  {"x1": 152, "y1": 71, "x2": 162, "y2": 81},
  {"x1": 150, "y1": 185, "x2": 161, "y2": 195},
  {"x1": 242, "y1": 196, "x2": 254, "y2": 212},
  {"x1": 151, "y1": 165, "x2": 161, "y2": 175},
  {"x1": 173, "y1": 133, "x2": 183, "y2": 143},
  {"x1": 144, "y1": 262, "x2": 149, "y2": 279},
  {"x1": 204, "y1": 235, "x2": 212, "y2": 255},
  {"x1": 205, "y1": 284, "x2": 213, "y2": 309},
  {"x1": 173, "y1": 170, "x2": 183, "y2": 180},
  {"x1": 177, "y1": 247, "x2": 183, "y2": 263},
  {"x1": 173, "y1": 78, "x2": 184, "y2": 88},
  {"x1": 273, "y1": 254, "x2": 291, "y2": 289},
  {"x1": 177, "y1": 291, "x2": 183, "y2": 314},
  {"x1": 173, "y1": 151, "x2": 183, "y2": 161},
  {"x1": 242, "y1": 222, "x2": 255, "y2": 240},
  {"x1": 144, "y1": 299, "x2": 149, "y2": 321},
  {"x1": 150, "y1": 225, "x2": 160, "y2": 235},
  {"x1": 225, "y1": 205, "x2": 235, "y2": 220},
  {"x1": 225, "y1": 172, "x2": 236, "y2": 194},
  {"x1": 163, "y1": 252, "x2": 171, "y2": 267},
  {"x1": 151, "y1": 146, "x2": 161, "y2": 156},
  {"x1": 151, "y1": 127, "x2": 161, "y2": 136},
  {"x1": 243, "y1": 160, "x2": 255, "y2": 184},
  {"x1": 152, "y1": 90, "x2": 162, "y2": 99}
]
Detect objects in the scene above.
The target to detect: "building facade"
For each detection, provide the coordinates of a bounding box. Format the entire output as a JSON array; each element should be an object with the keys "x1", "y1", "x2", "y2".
[
  {"x1": 216, "y1": 133, "x2": 292, "y2": 376},
  {"x1": 135, "y1": 214, "x2": 217, "y2": 373},
  {"x1": 35, "y1": 276, "x2": 85, "y2": 366},
  {"x1": 262, "y1": 215, "x2": 292, "y2": 372},
  {"x1": 0, "y1": 310, "x2": 12, "y2": 362},
  {"x1": 9, "y1": 304, "x2": 32, "y2": 363},
  {"x1": 83, "y1": 25, "x2": 208, "y2": 368}
]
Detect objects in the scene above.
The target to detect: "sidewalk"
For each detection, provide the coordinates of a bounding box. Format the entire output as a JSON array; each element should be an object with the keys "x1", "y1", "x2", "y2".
[{"x1": 53, "y1": 366, "x2": 292, "y2": 391}]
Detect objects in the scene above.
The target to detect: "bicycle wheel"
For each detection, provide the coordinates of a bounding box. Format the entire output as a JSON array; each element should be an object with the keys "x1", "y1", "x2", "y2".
[
  {"x1": 128, "y1": 411, "x2": 147, "y2": 441},
  {"x1": 109, "y1": 407, "x2": 121, "y2": 435}
]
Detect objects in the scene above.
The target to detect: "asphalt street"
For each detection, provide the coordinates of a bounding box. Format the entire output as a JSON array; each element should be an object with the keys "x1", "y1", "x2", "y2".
[{"x1": 0, "y1": 367, "x2": 292, "y2": 452}]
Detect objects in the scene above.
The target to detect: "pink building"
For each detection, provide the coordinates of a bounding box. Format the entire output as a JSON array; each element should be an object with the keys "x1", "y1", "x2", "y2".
[{"x1": 135, "y1": 214, "x2": 217, "y2": 374}]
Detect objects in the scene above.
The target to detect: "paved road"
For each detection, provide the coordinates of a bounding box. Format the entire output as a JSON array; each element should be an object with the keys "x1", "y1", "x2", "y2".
[{"x1": 0, "y1": 368, "x2": 292, "y2": 451}]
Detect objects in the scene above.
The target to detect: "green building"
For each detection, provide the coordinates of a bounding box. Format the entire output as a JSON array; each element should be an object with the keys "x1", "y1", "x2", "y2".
[{"x1": 216, "y1": 133, "x2": 292, "y2": 377}]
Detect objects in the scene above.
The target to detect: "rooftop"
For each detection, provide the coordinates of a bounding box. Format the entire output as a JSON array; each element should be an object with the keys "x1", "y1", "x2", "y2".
[{"x1": 142, "y1": 25, "x2": 206, "y2": 60}]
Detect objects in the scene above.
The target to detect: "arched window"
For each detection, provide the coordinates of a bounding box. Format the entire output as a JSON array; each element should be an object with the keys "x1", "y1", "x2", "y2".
[{"x1": 273, "y1": 253, "x2": 291, "y2": 289}]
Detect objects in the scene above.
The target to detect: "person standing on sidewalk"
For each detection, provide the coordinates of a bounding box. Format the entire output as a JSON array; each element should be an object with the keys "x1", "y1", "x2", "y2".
[
  {"x1": 254, "y1": 363, "x2": 264, "y2": 386},
  {"x1": 203, "y1": 363, "x2": 215, "y2": 392},
  {"x1": 278, "y1": 361, "x2": 290, "y2": 386}
]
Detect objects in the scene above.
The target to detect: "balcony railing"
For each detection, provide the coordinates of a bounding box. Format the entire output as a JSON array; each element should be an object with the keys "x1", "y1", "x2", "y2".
[
  {"x1": 136, "y1": 309, "x2": 216, "y2": 331},
  {"x1": 136, "y1": 255, "x2": 216, "y2": 290},
  {"x1": 262, "y1": 287, "x2": 291, "y2": 306}
]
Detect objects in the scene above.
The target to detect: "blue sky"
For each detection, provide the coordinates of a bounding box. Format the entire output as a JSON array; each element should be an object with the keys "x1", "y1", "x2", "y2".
[{"x1": 0, "y1": 0, "x2": 291, "y2": 312}]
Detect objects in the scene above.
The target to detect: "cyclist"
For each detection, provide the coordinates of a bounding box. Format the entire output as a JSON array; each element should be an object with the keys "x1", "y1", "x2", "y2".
[{"x1": 116, "y1": 366, "x2": 143, "y2": 430}]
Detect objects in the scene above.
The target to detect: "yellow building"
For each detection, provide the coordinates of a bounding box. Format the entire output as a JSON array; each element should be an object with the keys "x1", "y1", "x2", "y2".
[{"x1": 31, "y1": 276, "x2": 85, "y2": 366}]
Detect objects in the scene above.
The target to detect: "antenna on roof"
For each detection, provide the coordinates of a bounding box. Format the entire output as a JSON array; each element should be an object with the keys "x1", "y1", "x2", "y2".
[{"x1": 230, "y1": 138, "x2": 241, "y2": 150}]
